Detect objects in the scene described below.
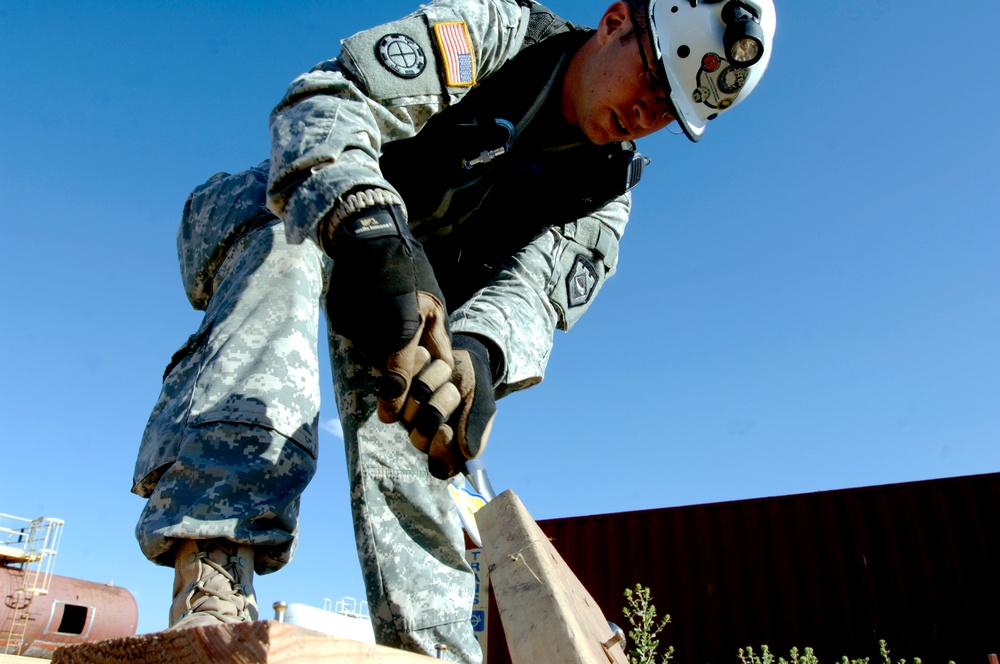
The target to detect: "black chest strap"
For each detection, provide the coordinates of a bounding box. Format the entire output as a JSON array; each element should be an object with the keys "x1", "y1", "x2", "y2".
[{"x1": 379, "y1": 29, "x2": 648, "y2": 306}]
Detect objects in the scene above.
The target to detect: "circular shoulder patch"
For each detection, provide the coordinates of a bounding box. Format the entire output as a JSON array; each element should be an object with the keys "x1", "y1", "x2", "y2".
[{"x1": 376, "y1": 33, "x2": 426, "y2": 79}]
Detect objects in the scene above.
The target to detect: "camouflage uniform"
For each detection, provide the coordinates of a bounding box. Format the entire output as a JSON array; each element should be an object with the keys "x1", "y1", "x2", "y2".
[
  {"x1": 134, "y1": 0, "x2": 629, "y2": 660},
  {"x1": 134, "y1": 215, "x2": 325, "y2": 573}
]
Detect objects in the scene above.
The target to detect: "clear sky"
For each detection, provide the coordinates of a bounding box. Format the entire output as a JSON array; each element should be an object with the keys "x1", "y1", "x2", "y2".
[{"x1": 2, "y1": 0, "x2": 997, "y2": 638}]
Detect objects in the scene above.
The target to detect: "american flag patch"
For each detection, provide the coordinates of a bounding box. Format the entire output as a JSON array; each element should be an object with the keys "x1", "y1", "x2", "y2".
[{"x1": 434, "y1": 22, "x2": 475, "y2": 87}]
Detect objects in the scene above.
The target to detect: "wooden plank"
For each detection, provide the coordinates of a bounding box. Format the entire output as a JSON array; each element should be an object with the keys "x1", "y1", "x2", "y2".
[
  {"x1": 477, "y1": 490, "x2": 628, "y2": 664},
  {"x1": 0, "y1": 654, "x2": 39, "y2": 664},
  {"x1": 51, "y1": 621, "x2": 438, "y2": 664}
]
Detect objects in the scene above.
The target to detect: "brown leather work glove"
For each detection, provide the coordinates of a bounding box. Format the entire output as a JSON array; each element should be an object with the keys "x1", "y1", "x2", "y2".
[
  {"x1": 325, "y1": 202, "x2": 452, "y2": 422},
  {"x1": 406, "y1": 334, "x2": 497, "y2": 479}
]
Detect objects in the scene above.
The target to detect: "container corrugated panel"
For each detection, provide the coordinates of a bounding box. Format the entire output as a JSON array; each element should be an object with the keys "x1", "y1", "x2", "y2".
[{"x1": 483, "y1": 472, "x2": 1000, "y2": 664}]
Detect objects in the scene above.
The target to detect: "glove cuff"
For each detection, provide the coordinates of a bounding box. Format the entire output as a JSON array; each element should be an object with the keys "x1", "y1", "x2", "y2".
[
  {"x1": 322, "y1": 188, "x2": 406, "y2": 253},
  {"x1": 451, "y1": 332, "x2": 505, "y2": 389},
  {"x1": 452, "y1": 333, "x2": 489, "y2": 363}
]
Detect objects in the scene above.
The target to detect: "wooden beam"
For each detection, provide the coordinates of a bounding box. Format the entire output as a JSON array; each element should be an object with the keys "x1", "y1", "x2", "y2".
[
  {"x1": 57, "y1": 491, "x2": 629, "y2": 663},
  {"x1": 0, "y1": 654, "x2": 39, "y2": 664},
  {"x1": 477, "y1": 490, "x2": 628, "y2": 664},
  {"x1": 51, "y1": 621, "x2": 438, "y2": 664}
]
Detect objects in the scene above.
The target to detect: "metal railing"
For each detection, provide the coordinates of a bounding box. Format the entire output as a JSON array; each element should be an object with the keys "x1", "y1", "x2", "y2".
[{"x1": 0, "y1": 513, "x2": 64, "y2": 655}]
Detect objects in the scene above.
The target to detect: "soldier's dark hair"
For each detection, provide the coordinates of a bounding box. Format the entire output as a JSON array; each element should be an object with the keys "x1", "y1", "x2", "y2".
[
  {"x1": 625, "y1": 0, "x2": 651, "y2": 32},
  {"x1": 620, "y1": 0, "x2": 651, "y2": 45}
]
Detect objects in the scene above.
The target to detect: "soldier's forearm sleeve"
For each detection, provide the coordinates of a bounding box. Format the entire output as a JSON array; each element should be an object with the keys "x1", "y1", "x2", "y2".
[
  {"x1": 449, "y1": 193, "x2": 630, "y2": 398},
  {"x1": 266, "y1": 0, "x2": 531, "y2": 249},
  {"x1": 267, "y1": 62, "x2": 403, "y2": 247}
]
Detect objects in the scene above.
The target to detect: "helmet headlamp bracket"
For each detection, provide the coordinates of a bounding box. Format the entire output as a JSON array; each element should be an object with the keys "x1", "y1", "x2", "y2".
[
  {"x1": 677, "y1": 1, "x2": 765, "y2": 66},
  {"x1": 647, "y1": 0, "x2": 775, "y2": 141},
  {"x1": 721, "y1": 1, "x2": 765, "y2": 67}
]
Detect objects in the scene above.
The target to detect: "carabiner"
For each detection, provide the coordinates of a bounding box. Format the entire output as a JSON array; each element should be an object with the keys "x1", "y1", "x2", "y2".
[{"x1": 462, "y1": 119, "x2": 517, "y2": 169}]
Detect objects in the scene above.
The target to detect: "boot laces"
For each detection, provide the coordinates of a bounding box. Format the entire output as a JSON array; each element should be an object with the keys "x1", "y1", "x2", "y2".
[{"x1": 184, "y1": 546, "x2": 252, "y2": 620}]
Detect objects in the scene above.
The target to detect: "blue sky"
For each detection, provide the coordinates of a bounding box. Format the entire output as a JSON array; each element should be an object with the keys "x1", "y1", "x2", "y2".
[{"x1": 2, "y1": 0, "x2": 997, "y2": 638}]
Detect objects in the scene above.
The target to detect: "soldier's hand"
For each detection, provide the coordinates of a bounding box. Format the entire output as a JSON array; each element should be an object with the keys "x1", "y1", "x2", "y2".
[
  {"x1": 401, "y1": 346, "x2": 460, "y2": 442},
  {"x1": 408, "y1": 334, "x2": 497, "y2": 480},
  {"x1": 325, "y1": 201, "x2": 452, "y2": 422}
]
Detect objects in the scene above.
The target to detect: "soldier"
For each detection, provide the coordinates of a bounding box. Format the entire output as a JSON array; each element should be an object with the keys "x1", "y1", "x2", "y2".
[{"x1": 132, "y1": 0, "x2": 776, "y2": 661}]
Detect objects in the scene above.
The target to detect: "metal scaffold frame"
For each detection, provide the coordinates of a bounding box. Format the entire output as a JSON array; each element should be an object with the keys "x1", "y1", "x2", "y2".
[{"x1": 0, "y1": 513, "x2": 64, "y2": 656}]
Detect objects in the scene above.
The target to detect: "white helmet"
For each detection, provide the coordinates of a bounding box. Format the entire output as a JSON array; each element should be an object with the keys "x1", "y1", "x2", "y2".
[{"x1": 647, "y1": 0, "x2": 776, "y2": 141}]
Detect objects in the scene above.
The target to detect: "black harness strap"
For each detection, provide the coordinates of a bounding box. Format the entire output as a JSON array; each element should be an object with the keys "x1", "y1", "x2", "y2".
[{"x1": 379, "y1": 29, "x2": 647, "y2": 306}]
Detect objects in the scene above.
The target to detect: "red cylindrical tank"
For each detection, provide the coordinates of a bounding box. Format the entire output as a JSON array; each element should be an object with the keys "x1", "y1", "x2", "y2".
[{"x1": 0, "y1": 568, "x2": 137, "y2": 658}]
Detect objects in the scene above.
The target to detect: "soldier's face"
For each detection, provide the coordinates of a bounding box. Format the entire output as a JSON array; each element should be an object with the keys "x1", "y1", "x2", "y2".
[{"x1": 562, "y1": 2, "x2": 675, "y2": 145}]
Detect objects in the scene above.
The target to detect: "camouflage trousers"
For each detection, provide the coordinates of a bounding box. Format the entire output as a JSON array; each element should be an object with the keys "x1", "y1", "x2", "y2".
[{"x1": 134, "y1": 221, "x2": 480, "y2": 662}]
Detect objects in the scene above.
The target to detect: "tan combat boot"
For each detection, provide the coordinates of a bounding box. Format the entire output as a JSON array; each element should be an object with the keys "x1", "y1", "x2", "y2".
[{"x1": 168, "y1": 539, "x2": 258, "y2": 630}]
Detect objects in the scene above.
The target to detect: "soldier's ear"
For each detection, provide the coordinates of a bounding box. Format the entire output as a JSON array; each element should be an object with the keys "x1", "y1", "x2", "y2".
[{"x1": 597, "y1": 1, "x2": 630, "y2": 43}]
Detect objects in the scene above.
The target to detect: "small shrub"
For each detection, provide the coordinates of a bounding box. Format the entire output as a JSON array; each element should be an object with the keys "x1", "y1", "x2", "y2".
[
  {"x1": 622, "y1": 583, "x2": 674, "y2": 664},
  {"x1": 740, "y1": 641, "x2": 951, "y2": 664},
  {"x1": 622, "y1": 583, "x2": 955, "y2": 664},
  {"x1": 739, "y1": 646, "x2": 821, "y2": 664}
]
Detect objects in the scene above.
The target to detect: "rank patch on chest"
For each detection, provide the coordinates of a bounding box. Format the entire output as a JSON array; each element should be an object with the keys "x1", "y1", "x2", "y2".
[
  {"x1": 377, "y1": 33, "x2": 427, "y2": 79},
  {"x1": 433, "y1": 22, "x2": 475, "y2": 87},
  {"x1": 567, "y1": 255, "x2": 599, "y2": 308}
]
